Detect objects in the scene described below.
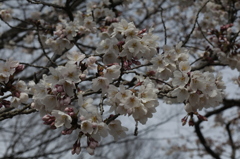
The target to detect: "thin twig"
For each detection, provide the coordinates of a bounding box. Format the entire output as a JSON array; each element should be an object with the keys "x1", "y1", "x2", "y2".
[
  {"x1": 160, "y1": 6, "x2": 167, "y2": 45},
  {"x1": 196, "y1": 21, "x2": 214, "y2": 47},
  {"x1": 182, "y1": 0, "x2": 210, "y2": 47},
  {"x1": 36, "y1": 26, "x2": 57, "y2": 67}
]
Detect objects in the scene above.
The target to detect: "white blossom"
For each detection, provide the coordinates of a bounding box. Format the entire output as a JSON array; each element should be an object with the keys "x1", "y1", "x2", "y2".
[
  {"x1": 112, "y1": 19, "x2": 136, "y2": 36},
  {"x1": 52, "y1": 110, "x2": 72, "y2": 128},
  {"x1": 103, "y1": 65, "x2": 121, "y2": 82},
  {"x1": 172, "y1": 70, "x2": 189, "y2": 87},
  {"x1": 108, "y1": 120, "x2": 128, "y2": 141},
  {"x1": 66, "y1": 51, "x2": 86, "y2": 63},
  {"x1": 81, "y1": 120, "x2": 93, "y2": 134},
  {"x1": 92, "y1": 77, "x2": 109, "y2": 93}
]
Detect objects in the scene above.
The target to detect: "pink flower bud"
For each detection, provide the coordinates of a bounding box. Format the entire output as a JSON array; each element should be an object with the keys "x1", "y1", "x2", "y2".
[
  {"x1": 146, "y1": 70, "x2": 156, "y2": 76},
  {"x1": 138, "y1": 28, "x2": 147, "y2": 35},
  {"x1": 55, "y1": 84, "x2": 64, "y2": 93},
  {"x1": 62, "y1": 130, "x2": 68, "y2": 135},
  {"x1": 64, "y1": 107, "x2": 73, "y2": 112},
  {"x1": 89, "y1": 140, "x2": 98, "y2": 149},
  {"x1": 181, "y1": 115, "x2": 188, "y2": 126},
  {"x1": 132, "y1": 60, "x2": 141, "y2": 65},
  {"x1": 63, "y1": 97, "x2": 71, "y2": 105},
  {"x1": 13, "y1": 91, "x2": 20, "y2": 98},
  {"x1": 72, "y1": 139, "x2": 81, "y2": 155},
  {"x1": 52, "y1": 88, "x2": 58, "y2": 95},
  {"x1": 62, "y1": 129, "x2": 73, "y2": 135},
  {"x1": 188, "y1": 117, "x2": 194, "y2": 126},
  {"x1": 197, "y1": 114, "x2": 208, "y2": 121},
  {"x1": 42, "y1": 115, "x2": 50, "y2": 121},
  {"x1": 74, "y1": 147, "x2": 81, "y2": 155},
  {"x1": 15, "y1": 64, "x2": 25, "y2": 73}
]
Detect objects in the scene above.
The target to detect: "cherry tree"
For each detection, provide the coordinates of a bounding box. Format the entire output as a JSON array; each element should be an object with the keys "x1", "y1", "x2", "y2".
[{"x1": 0, "y1": 0, "x2": 240, "y2": 158}]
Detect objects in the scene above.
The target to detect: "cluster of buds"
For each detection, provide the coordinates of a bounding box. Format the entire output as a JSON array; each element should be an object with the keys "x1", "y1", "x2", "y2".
[
  {"x1": 123, "y1": 58, "x2": 141, "y2": 70},
  {"x1": 72, "y1": 139, "x2": 81, "y2": 155},
  {"x1": 86, "y1": 136, "x2": 99, "y2": 155},
  {"x1": 209, "y1": 23, "x2": 240, "y2": 56},
  {"x1": 206, "y1": 24, "x2": 240, "y2": 71},
  {"x1": 51, "y1": 85, "x2": 71, "y2": 107},
  {"x1": 181, "y1": 112, "x2": 208, "y2": 126},
  {"x1": 42, "y1": 114, "x2": 56, "y2": 129}
]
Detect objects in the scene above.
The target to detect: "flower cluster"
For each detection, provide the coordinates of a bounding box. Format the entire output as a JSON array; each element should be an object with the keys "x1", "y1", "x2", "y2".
[
  {"x1": 0, "y1": 59, "x2": 20, "y2": 83},
  {"x1": 29, "y1": 61, "x2": 82, "y2": 116},
  {"x1": 149, "y1": 42, "x2": 226, "y2": 113},
  {"x1": 28, "y1": 15, "x2": 227, "y2": 154},
  {"x1": 200, "y1": 1, "x2": 228, "y2": 28},
  {"x1": 92, "y1": 64, "x2": 121, "y2": 94},
  {"x1": 152, "y1": 43, "x2": 225, "y2": 113},
  {"x1": 10, "y1": 80, "x2": 29, "y2": 107},
  {"x1": 87, "y1": 1, "x2": 115, "y2": 20},
  {"x1": 96, "y1": 19, "x2": 159, "y2": 65},
  {"x1": 150, "y1": 42, "x2": 189, "y2": 81},
  {"x1": 208, "y1": 24, "x2": 240, "y2": 71},
  {"x1": 176, "y1": 71, "x2": 225, "y2": 113},
  {"x1": 0, "y1": 60, "x2": 27, "y2": 108},
  {"x1": 106, "y1": 77, "x2": 159, "y2": 124},
  {"x1": 28, "y1": 50, "x2": 129, "y2": 155},
  {"x1": 43, "y1": 10, "x2": 97, "y2": 54},
  {"x1": 1, "y1": 0, "x2": 236, "y2": 155}
]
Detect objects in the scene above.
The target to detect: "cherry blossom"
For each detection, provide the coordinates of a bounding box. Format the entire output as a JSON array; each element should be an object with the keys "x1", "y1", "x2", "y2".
[{"x1": 51, "y1": 110, "x2": 72, "y2": 129}]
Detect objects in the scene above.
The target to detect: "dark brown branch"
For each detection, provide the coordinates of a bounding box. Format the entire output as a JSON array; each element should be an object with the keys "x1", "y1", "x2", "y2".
[
  {"x1": 195, "y1": 119, "x2": 221, "y2": 159},
  {"x1": 194, "y1": 99, "x2": 240, "y2": 159},
  {"x1": 105, "y1": 114, "x2": 120, "y2": 125},
  {"x1": 0, "y1": 105, "x2": 36, "y2": 121},
  {"x1": 191, "y1": 62, "x2": 226, "y2": 71},
  {"x1": 226, "y1": 120, "x2": 236, "y2": 159}
]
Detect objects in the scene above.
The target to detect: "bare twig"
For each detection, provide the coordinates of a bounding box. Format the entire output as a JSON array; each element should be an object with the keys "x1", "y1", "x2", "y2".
[{"x1": 182, "y1": 0, "x2": 210, "y2": 47}]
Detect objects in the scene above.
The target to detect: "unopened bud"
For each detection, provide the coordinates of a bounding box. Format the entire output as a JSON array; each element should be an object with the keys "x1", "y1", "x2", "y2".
[
  {"x1": 181, "y1": 115, "x2": 188, "y2": 126},
  {"x1": 146, "y1": 70, "x2": 156, "y2": 76},
  {"x1": 72, "y1": 139, "x2": 81, "y2": 155},
  {"x1": 15, "y1": 64, "x2": 25, "y2": 73},
  {"x1": 42, "y1": 115, "x2": 50, "y2": 121},
  {"x1": 197, "y1": 114, "x2": 208, "y2": 121},
  {"x1": 188, "y1": 117, "x2": 194, "y2": 126},
  {"x1": 55, "y1": 84, "x2": 64, "y2": 93},
  {"x1": 138, "y1": 28, "x2": 147, "y2": 35},
  {"x1": 64, "y1": 107, "x2": 73, "y2": 112}
]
